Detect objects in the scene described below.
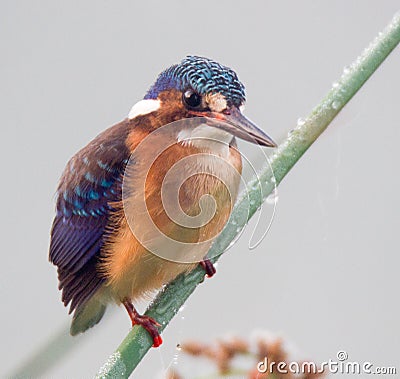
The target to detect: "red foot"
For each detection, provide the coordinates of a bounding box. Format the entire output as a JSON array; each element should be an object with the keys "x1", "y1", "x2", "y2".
[
  {"x1": 200, "y1": 258, "x2": 216, "y2": 278},
  {"x1": 153, "y1": 335, "x2": 163, "y2": 348},
  {"x1": 123, "y1": 299, "x2": 163, "y2": 347}
]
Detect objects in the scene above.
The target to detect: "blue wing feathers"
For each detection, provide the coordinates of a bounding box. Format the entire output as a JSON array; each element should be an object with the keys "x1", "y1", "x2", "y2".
[{"x1": 49, "y1": 121, "x2": 132, "y2": 313}]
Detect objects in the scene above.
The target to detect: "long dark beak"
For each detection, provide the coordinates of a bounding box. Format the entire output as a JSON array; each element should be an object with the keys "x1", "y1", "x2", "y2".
[{"x1": 197, "y1": 107, "x2": 277, "y2": 147}]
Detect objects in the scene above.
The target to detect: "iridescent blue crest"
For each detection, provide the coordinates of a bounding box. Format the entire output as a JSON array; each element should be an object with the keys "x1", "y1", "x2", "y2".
[{"x1": 144, "y1": 55, "x2": 246, "y2": 107}]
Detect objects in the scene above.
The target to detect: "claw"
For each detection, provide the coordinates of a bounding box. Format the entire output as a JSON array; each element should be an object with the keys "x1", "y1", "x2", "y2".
[
  {"x1": 200, "y1": 258, "x2": 216, "y2": 278},
  {"x1": 152, "y1": 335, "x2": 163, "y2": 347},
  {"x1": 123, "y1": 299, "x2": 163, "y2": 348}
]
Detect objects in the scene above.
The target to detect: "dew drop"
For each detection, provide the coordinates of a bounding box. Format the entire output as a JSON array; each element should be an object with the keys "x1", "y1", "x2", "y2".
[
  {"x1": 266, "y1": 189, "x2": 279, "y2": 205},
  {"x1": 95, "y1": 352, "x2": 126, "y2": 379},
  {"x1": 227, "y1": 240, "x2": 236, "y2": 249},
  {"x1": 343, "y1": 66, "x2": 350, "y2": 75},
  {"x1": 332, "y1": 81, "x2": 339, "y2": 88},
  {"x1": 236, "y1": 226, "x2": 243, "y2": 233},
  {"x1": 296, "y1": 117, "x2": 306, "y2": 127},
  {"x1": 331, "y1": 100, "x2": 340, "y2": 110}
]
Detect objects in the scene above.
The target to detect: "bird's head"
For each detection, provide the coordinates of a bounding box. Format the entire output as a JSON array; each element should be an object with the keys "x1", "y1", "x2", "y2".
[{"x1": 128, "y1": 56, "x2": 276, "y2": 147}]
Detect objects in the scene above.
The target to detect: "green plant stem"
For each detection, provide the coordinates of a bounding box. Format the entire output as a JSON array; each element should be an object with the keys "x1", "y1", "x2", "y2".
[{"x1": 96, "y1": 12, "x2": 400, "y2": 378}]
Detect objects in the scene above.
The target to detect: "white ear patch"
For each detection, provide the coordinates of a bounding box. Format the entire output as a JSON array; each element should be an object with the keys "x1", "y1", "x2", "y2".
[
  {"x1": 128, "y1": 99, "x2": 160, "y2": 119},
  {"x1": 205, "y1": 93, "x2": 227, "y2": 113}
]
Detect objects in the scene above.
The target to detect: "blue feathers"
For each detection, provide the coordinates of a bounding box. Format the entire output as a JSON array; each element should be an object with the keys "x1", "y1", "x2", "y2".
[
  {"x1": 144, "y1": 56, "x2": 246, "y2": 107},
  {"x1": 84, "y1": 172, "x2": 95, "y2": 182},
  {"x1": 62, "y1": 206, "x2": 72, "y2": 218},
  {"x1": 63, "y1": 190, "x2": 69, "y2": 201},
  {"x1": 49, "y1": 120, "x2": 132, "y2": 313},
  {"x1": 58, "y1": 155, "x2": 125, "y2": 218},
  {"x1": 97, "y1": 159, "x2": 112, "y2": 171},
  {"x1": 73, "y1": 198, "x2": 84, "y2": 210},
  {"x1": 88, "y1": 189, "x2": 100, "y2": 200},
  {"x1": 74, "y1": 185, "x2": 83, "y2": 197},
  {"x1": 100, "y1": 178, "x2": 114, "y2": 188}
]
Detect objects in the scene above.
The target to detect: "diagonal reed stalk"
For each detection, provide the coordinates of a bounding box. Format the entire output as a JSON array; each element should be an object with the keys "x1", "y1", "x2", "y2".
[
  {"x1": 7, "y1": 11, "x2": 400, "y2": 379},
  {"x1": 95, "y1": 12, "x2": 400, "y2": 379}
]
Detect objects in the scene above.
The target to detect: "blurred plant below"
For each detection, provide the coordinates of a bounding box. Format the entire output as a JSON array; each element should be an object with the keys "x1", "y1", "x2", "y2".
[{"x1": 165, "y1": 333, "x2": 326, "y2": 379}]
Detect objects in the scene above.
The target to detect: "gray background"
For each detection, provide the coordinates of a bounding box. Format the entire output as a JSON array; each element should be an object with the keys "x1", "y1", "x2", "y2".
[{"x1": 1, "y1": 1, "x2": 399, "y2": 378}]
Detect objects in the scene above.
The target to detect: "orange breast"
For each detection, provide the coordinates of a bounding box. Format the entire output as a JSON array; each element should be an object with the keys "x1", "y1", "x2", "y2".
[{"x1": 99, "y1": 131, "x2": 242, "y2": 303}]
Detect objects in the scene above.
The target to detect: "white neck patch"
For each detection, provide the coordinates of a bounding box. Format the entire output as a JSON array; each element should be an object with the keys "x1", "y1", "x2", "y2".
[
  {"x1": 177, "y1": 124, "x2": 234, "y2": 156},
  {"x1": 128, "y1": 99, "x2": 160, "y2": 119}
]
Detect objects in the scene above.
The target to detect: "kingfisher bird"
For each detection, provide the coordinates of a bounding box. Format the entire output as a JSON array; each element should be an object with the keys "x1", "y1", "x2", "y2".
[{"x1": 49, "y1": 56, "x2": 276, "y2": 347}]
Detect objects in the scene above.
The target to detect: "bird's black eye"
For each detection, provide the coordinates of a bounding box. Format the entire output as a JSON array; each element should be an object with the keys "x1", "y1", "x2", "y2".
[{"x1": 182, "y1": 89, "x2": 203, "y2": 109}]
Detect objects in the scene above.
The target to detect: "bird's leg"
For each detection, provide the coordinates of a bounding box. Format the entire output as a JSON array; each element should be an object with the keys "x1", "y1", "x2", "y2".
[
  {"x1": 200, "y1": 258, "x2": 216, "y2": 278},
  {"x1": 122, "y1": 299, "x2": 163, "y2": 347}
]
